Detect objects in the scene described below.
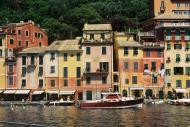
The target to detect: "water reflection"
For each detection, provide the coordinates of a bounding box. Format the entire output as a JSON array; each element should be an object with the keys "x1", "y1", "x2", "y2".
[{"x1": 0, "y1": 105, "x2": 189, "y2": 127}]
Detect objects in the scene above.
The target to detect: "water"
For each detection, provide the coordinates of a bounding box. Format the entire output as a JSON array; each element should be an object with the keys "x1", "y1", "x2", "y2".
[{"x1": 0, "y1": 104, "x2": 189, "y2": 127}]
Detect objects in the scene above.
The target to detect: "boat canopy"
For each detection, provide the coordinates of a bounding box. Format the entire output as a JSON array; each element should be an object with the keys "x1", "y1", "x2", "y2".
[
  {"x1": 15, "y1": 90, "x2": 30, "y2": 94},
  {"x1": 0, "y1": 90, "x2": 3, "y2": 93},
  {"x1": 130, "y1": 87, "x2": 144, "y2": 90},
  {"x1": 3, "y1": 90, "x2": 16, "y2": 94},
  {"x1": 175, "y1": 89, "x2": 188, "y2": 93},
  {"x1": 59, "y1": 90, "x2": 76, "y2": 95},
  {"x1": 32, "y1": 91, "x2": 44, "y2": 95},
  {"x1": 46, "y1": 91, "x2": 59, "y2": 94}
]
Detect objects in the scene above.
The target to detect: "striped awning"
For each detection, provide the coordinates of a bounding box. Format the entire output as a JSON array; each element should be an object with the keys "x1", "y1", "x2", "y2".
[
  {"x1": 32, "y1": 91, "x2": 44, "y2": 95},
  {"x1": 59, "y1": 90, "x2": 76, "y2": 95},
  {"x1": 3, "y1": 90, "x2": 16, "y2": 94},
  {"x1": 15, "y1": 90, "x2": 30, "y2": 94}
]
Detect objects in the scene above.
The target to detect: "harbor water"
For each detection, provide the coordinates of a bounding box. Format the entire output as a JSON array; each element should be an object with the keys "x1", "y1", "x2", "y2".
[{"x1": 0, "y1": 104, "x2": 189, "y2": 127}]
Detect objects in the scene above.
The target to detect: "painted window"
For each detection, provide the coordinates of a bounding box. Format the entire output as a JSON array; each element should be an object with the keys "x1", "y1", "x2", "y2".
[
  {"x1": 64, "y1": 53, "x2": 67, "y2": 61},
  {"x1": 76, "y1": 67, "x2": 81, "y2": 78},
  {"x1": 86, "y1": 47, "x2": 91, "y2": 55},
  {"x1": 176, "y1": 80, "x2": 182, "y2": 87},
  {"x1": 102, "y1": 47, "x2": 106, "y2": 55},
  {"x1": 63, "y1": 67, "x2": 68, "y2": 78}
]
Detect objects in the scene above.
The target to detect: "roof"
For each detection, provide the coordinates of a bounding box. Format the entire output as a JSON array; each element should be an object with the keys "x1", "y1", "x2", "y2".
[
  {"x1": 154, "y1": 13, "x2": 190, "y2": 20},
  {"x1": 118, "y1": 41, "x2": 142, "y2": 47},
  {"x1": 20, "y1": 47, "x2": 46, "y2": 54},
  {"x1": 83, "y1": 23, "x2": 112, "y2": 31},
  {"x1": 46, "y1": 39, "x2": 82, "y2": 51}
]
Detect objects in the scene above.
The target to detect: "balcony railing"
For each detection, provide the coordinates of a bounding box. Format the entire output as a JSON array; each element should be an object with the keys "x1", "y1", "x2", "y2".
[
  {"x1": 143, "y1": 42, "x2": 164, "y2": 49},
  {"x1": 138, "y1": 31, "x2": 155, "y2": 37},
  {"x1": 166, "y1": 36, "x2": 171, "y2": 41},
  {"x1": 156, "y1": 22, "x2": 190, "y2": 29},
  {"x1": 83, "y1": 69, "x2": 109, "y2": 75}
]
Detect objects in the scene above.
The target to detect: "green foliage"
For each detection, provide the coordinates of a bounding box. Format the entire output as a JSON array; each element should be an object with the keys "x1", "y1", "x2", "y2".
[{"x1": 0, "y1": 0, "x2": 149, "y2": 43}]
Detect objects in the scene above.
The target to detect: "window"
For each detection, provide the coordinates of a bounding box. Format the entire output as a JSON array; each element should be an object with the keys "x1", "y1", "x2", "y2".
[
  {"x1": 64, "y1": 53, "x2": 67, "y2": 61},
  {"x1": 186, "y1": 80, "x2": 190, "y2": 88},
  {"x1": 76, "y1": 67, "x2": 81, "y2": 78},
  {"x1": 185, "y1": 43, "x2": 189, "y2": 50},
  {"x1": 165, "y1": 69, "x2": 171, "y2": 76},
  {"x1": 146, "y1": 50, "x2": 150, "y2": 57},
  {"x1": 102, "y1": 76, "x2": 107, "y2": 84},
  {"x1": 160, "y1": 63, "x2": 164, "y2": 70},
  {"x1": 86, "y1": 91, "x2": 92, "y2": 100},
  {"x1": 151, "y1": 62, "x2": 156, "y2": 70},
  {"x1": 167, "y1": 43, "x2": 171, "y2": 50},
  {"x1": 177, "y1": 2, "x2": 180, "y2": 8},
  {"x1": 22, "y1": 79, "x2": 26, "y2": 87},
  {"x1": 124, "y1": 62, "x2": 128, "y2": 70},
  {"x1": 157, "y1": 50, "x2": 161, "y2": 57},
  {"x1": 39, "y1": 56, "x2": 43, "y2": 65},
  {"x1": 0, "y1": 38, "x2": 2, "y2": 46},
  {"x1": 90, "y1": 34, "x2": 94, "y2": 40},
  {"x1": 50, "y1": 53, "x2": 55, "y2": 60},
  {"x1": 50, "y1": 80, "x2": 55, "y2": 87},
  {"x1": 31, "y1": 56, "x2": 35, "y2": 65},
  {"x1": 125, "y1": 79, "x2": 129, "y2": 84},
  {"x1": 22, "y1": 67, "x2": 26, "y2": 76},
  {"x1": 144, "y1": 64, "x2": 148, "y2": 70},
  {"x1": 176, "y1": 80, "x2": 182, "y2": 87},
  {"x1": 38, "y1": 33, "x2": 41, "y2": 38},
  {"x1": 100, "y1": 62, "x2": 109, "y2": 72},
  {"x1": 132, "y1": 76, "x2": 137, "y2": 84},
  {"x1": 160, "y1": 1, "x2": 165, "y2": 10},
  {"x1": 39, "y1": 67, "x2": 43, "y2": 76},
  {"x1": 41, "y1": 34, "x2": 43, "y2": 39},
  {"x1": 64, "y1": 67, "x2": 68, "y2": 78},
  {"x1": 18, "y1": 41, "x2": 21, "y2": 46},
  {"x1": 39, "y1": 79, "x2": 43, "y2": 87},
  {"x1": 35, "y1": 32, "x2": 37, "y2": 38},
  {"x1": 185, "y1": 67, "x2": 190, "y2": 75},
  {"x1": 50, "y1": 66, "x2": 55, "y2": 73},
  {"x1": 86, "y1": 77, "x2": 91, "y2": 84},
  {"x1": 86, "y1": 62, "x2": 91, "y2": 72},
  {"x1": 64, "y1": 79, "x2": 68, "y2": 86},
  {"x1": 78, "y1": 92, "x2": 83, "y2": 100},
  {"x1": 102, "y1": 47, "x2": 106, "y2": 55},
  {"x1": 124, "y1": 47, "x2": 128, "y2": 55},
  {"x1": 25, "y1": 41, "x2": 29, "y2": 46},
  {"x1": 86, "y1": 47, "x2": 91, "y2": 55},
  {"x1": 39, "y1": 42, "x2": 42, "y2": 47},
  {"x1": 174, "y1": 67, "x2": 183, "y2": 75},
  {"x1": 185, "y1": 2, "x2": 189, "y2": 8},
  {"x1": 77, "y1": 53, "x2": 80, "y2": 61},
  {"x1": 18, "y1": 30, "x2": 21, "y2": 35},
  {"x1": 25, "y1": 31, "x2": 29, "y2": 36},
  {"x1": 134, "y1": 62, "x2": 138, "y2": 72},
  {"x1": 152, "y1": 74, "x2": 157, "y2": 83},
  {"x1": 186, "y1": 54, "x2": 190, "y2": 62},
  {"x1": 8, "y1": 65, "x2": 13, "y2": 73},
  {"x1": 22, "y1": 56, "x2": 26, "y2": 65},
  {"x1": 76, "y1": 79, "x2": 81, "y2": 86},
  {"x1": 101, "y1": 33, "x2": 105, "y2": 40},
  {"x1": 176, "y1": 54, "x2": 180, "y2": 63},
  {"x1": 10, "y1": 39, "x2": 14, "y2": 45},
  {"x1": 0, "y1": 50, "x2": 2, "y2": 57},
  {"x1": 174, "y1": 43, "x2": 182, "y2": 49},
  {"x1": 8, "y1": 76, "x2": 13, "y2": 85},
  {"x1": 133, "y1": 48, "x2": 138, "y2": 56}
]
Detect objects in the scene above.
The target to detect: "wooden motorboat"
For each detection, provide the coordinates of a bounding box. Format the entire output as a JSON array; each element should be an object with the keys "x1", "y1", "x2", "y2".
[
  {"x1": 48, "y1": 99, "x2": 75, "y2": 106},
  {"x1": 168, "y1": 99, "x2": 190, "y2": 106},
  {"x1": 77, "y1": 93, "x2": 144, "y2": 109}
]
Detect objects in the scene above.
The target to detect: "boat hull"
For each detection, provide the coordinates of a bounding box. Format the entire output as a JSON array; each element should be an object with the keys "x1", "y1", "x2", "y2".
[{"x1": 79, "y1": 98, "x2": 144, "y2": 109}]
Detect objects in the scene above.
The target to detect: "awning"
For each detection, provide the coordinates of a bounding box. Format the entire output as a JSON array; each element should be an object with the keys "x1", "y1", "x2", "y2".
[
  {"x1": 0, "y1": 90, "x2": 4, "y2": 93},
  {"x1": 3, "y1": 90, "x2": 16, "y2": 94},
  {"x1": 32, "y1": 91, "x2": 44, "y2": 95},
  {"x1": 175, "y1": 89, "x2": 188, "y2": 93},
  {"x1": 59, "y1": 90, "x2": 76, "y2": 95},
  {"x1": 47, "y1": 91, "x2": 59, "y2": 94},
  {"x1": 130, "y1": 87, "x2": 144, "y2": 90},
  {"x1": 15, "y1": 90, "x2": 30, "y2": 94}
]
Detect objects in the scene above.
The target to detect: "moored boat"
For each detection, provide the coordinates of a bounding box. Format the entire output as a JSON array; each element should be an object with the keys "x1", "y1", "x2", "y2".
[
  {"x1": 168, "y1": 99, "x2": 190, "y2": 106},
  {"x1": 48, "y1": 98, "x2": 75, "y2": 106},
  {"x1": 77, "y1": 93, "x2": 144, "y2": 109}
]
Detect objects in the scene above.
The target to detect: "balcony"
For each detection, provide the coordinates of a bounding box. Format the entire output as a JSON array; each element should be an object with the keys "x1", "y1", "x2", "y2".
[
  {"x1": 176, "y1": 57, "x2": 180, "y2": 63},
  {"x1": 166, "y1": 36, "x2": 171, "y2": 41},
  {"x1": 185, "y1": 36, "x2": 190, "y2": 41},
  {"x1": 83, "y1": 69, "x2": 109, "y2": 75},
  {"x1": 186, "y1": 57, "x2": 190, "y2": 62},
  {"x1": 138, "y1": 31, "x2": 155, "y2": 37},
  {"x1": 143, "y1": 42, "x2": 164, "y2": 49},
  {"x1": 174, "y1": 36, "x2": 181, "y2": 41},
  {"x1": 155, "y1": 22, "x2": 190, "y2": 29}
]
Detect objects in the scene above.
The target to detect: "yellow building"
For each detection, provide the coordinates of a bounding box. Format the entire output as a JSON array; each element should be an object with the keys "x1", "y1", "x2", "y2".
[
  {"x1": 57, "y1": 39, "x2": 83, "y2": 100},
  {"x1": 114, "y1": 32, "x2": 144, "y2": 97},
  {"x1": 0, "y1": 34, "x2": 6, "y2": 90}
]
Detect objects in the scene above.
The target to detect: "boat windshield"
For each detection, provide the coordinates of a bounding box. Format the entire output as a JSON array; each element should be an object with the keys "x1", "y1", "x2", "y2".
[{"x1": 105, "y1": 94, "x2": 121, "y2": 99}]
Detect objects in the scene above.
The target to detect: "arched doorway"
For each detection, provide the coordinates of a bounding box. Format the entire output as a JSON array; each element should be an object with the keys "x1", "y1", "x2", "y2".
[
  {"x1": 159, "y1": 91, "x2": 164, "y2": 99},
  {"x1": 146, "y1": 89, "x2": 153, "y2": 98},
  {"x1": 122, "y1": 90, "x2": 128, "y2": 97},
  {"x1": 167, "y1": 91, "x2": 172, "y2": 99}
]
